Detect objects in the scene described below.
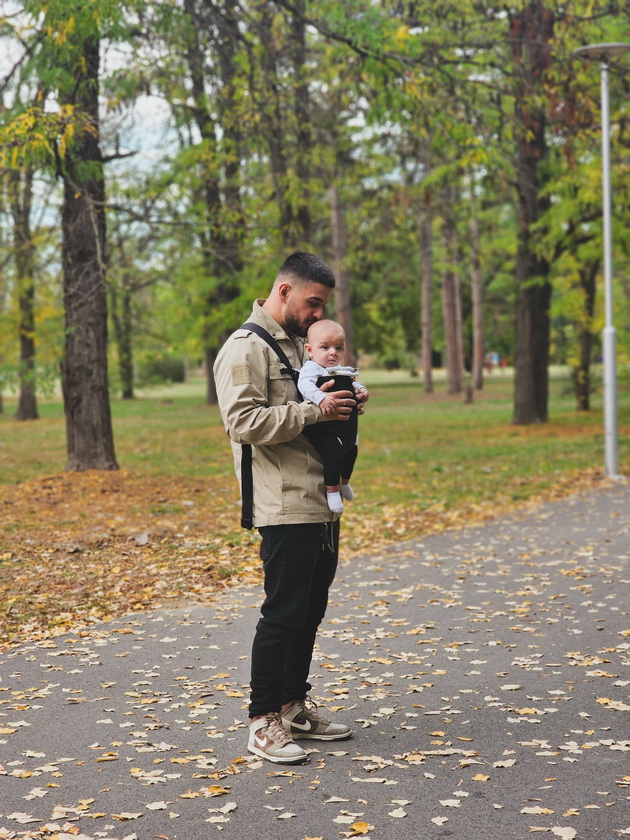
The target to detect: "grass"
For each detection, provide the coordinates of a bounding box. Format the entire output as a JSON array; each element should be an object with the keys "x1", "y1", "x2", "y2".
[
  {"x1": 1, "y1": 368, "x2": 630, "y2": 648},
  {"x1": 1, "y1": 369, "x2": 628, "y2": 504}
]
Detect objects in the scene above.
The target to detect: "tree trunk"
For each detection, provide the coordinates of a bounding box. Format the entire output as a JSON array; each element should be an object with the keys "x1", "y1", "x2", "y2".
[
  {"x1": 258, "y1": 5, "x2": 293, "y2": 246},
  {"x1": 441, "y1": 187, "x2": 464, "y2": 394},
  {"x1": 469, "y1": 181, "x2": 484, "y2": 391},
  {"x1": 205, "y1": 345, "x2": 218, "y2": 405},
  {"x1": 510, "y1": 2, "x2": 554, "y2": 424},
  {"x1": 182, "y1": 0, "x2": 244, "y2": 405},
  {"x1": 573, "y1": 260, "x2": 598, "y2": 411},
  {"x1": 419, "y1": 198, "x2": 433, "y2": 394},
  {"x1": 60, "y1": 34, "x2": 118, "y2": 470},
  {"x1": 330, "y1": 183, "x2": 355, "y2": 365},
  {"x1": 257, "y1": 2, "x2": 312, "y2": 250},
  {"x1": 110, "y1": 274, "x2": 135, "y2": 400},
  {"x1": 10, "y1": 167, "x2": 39, "y2": 420},
  {"x1": 290, "y1": 0, "x2": 312, "y2": 247},
  {"x1": 0, "y1": 267, "x2": 5, "y2": 414}
]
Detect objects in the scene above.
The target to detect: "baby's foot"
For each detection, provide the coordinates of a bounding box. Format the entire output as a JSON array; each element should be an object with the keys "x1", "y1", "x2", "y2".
[
  {"x1": 327, "y1": 491, "x2": 344, "y2": 513},
  {"x1": 340, "y1": 484, "x2": 354, "y2": 501}
]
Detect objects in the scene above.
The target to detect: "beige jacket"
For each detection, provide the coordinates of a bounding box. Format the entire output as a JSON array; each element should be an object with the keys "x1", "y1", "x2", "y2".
[{"x1": 213, "y1": 301, "x2": 338, "y2": 527}]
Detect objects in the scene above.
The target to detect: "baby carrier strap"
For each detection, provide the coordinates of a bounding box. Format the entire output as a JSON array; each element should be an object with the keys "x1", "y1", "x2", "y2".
[
  {"x1": 238, "y1": 322, "x2": 302, "y2": 529},
  {"x1": 240, "y1": 322, "x2": 301, "y2": 390}
]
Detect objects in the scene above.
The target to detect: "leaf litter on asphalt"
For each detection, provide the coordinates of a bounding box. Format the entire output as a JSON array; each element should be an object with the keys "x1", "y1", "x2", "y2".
[{"x1": 1, "y1": 479, "x2": 629, "y2": 838}]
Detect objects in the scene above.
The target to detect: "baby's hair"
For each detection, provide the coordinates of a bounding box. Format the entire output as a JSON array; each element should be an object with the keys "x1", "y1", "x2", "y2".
[{"x1": 306, "y1": 319, "x2": 346, "y2": 343}]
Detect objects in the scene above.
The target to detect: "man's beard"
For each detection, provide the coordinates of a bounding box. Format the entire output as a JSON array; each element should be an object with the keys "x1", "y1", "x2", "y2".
[{"x1": 284, "y1": 308, "x2": 310, "y2": 338}]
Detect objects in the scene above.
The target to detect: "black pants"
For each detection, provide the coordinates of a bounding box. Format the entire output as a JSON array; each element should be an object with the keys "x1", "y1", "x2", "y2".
[
  {"x1": 304, "y1": 374, "x2": 359, "y2": 487},
  {"x1": 249, "y1": 521, "x2": 339, "y2": 717}
]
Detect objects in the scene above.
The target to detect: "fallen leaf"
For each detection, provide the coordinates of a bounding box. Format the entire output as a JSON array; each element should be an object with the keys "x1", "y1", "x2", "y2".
[{"x1": 347, "y1": 823, "x2": 374, "y2": 836}]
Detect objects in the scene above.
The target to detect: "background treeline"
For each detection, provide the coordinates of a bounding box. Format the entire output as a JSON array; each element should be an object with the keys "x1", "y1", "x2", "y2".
[{"x1": 1, "y1": 1, "x2": 629, "y2": 469}]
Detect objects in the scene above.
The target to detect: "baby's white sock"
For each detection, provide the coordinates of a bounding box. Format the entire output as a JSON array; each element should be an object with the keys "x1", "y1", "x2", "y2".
[
  {"x1": 341, "y1": 484, "x2": 354, "y2": 501},
  {"x1": 327, "y1": 491, "x2": 344, "y2": 513}
]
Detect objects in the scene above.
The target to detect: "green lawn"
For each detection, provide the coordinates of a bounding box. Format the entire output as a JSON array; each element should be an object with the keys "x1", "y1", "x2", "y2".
[{"x1": 1, "y1": 369, "x2": 628, "y2": 515}]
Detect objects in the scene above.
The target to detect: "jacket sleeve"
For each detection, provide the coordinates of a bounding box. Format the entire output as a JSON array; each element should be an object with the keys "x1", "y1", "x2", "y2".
[{"x1": 214, "y1": 332, "x2": 322, "y2": 445}]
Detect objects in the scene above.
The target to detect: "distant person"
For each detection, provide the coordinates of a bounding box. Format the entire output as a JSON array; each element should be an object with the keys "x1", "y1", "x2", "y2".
[
  {"x1": 298, "y1": 319, "x2": 366, "y2": 513},
  {"x1": 214, "y1": 252, "x2": 368, "y2": 765}
]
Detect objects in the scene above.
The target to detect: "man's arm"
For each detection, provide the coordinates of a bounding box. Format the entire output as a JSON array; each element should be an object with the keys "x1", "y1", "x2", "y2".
[{"x1": 214, "y1": 334, "x2": 322, "y2": 445}]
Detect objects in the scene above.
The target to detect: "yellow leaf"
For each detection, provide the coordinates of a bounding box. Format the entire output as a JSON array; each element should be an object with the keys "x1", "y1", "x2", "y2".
[
  {"x1": 472, "y1": 773, "x2": 490, "y2": 781},
  {"x1": 349, "y1": 823, "x2": 374, "y2": 836},
  {"x1": 204, "y1": 786, "x2": 230, "y2": 797}
]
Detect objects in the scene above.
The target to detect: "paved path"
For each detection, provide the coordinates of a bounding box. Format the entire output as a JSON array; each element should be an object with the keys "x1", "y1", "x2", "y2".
[{"x1": 1, "y1": 484, "x2": 629, "y2": 840}]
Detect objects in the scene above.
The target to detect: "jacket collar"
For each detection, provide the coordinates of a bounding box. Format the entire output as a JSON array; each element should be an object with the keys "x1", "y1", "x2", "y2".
[{"x1": 251, "y1": 300, "x2": 302, "y2": 346}]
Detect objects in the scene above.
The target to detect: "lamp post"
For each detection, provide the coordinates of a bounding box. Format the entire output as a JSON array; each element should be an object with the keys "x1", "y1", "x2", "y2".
[{"x1": 575, "y1": 43, "x2": 630, "y2": 479}]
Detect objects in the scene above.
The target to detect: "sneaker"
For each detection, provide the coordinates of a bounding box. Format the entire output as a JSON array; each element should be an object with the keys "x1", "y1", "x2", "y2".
[
  {"x1": 281, "y1": 698, "x2": 353, "y2": 741},
  {"x1": 248, "y1": 713, "x2": 308, "y2": 764}
]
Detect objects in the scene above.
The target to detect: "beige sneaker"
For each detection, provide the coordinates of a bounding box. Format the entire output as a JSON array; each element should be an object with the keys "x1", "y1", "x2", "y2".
[
  {"x1": 248, "y1": 713, "x2": 308, "y2": 764},
  {"x1": 281, "y1": 698, "x2": 352, "y2": 740}
]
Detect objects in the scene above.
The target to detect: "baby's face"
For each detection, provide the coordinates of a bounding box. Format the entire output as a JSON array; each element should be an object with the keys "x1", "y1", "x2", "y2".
[{"x1": 307, "y1": 328, "x2": 346, "y2": 367}]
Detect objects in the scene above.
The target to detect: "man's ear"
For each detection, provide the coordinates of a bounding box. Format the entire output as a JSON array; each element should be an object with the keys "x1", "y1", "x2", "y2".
[{"x1": 277, "y1": 281, "x2": 292, "y2": 302}]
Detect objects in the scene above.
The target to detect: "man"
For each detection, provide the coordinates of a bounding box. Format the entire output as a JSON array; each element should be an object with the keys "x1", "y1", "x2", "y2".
[{"x1": 214, "y1": 252, "x2": 365, "y2": 764}]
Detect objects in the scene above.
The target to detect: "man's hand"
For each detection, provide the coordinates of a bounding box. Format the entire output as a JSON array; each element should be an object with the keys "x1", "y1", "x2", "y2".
[{"x1": 318, "y1": 379, "x2": 354, "y2": 421}]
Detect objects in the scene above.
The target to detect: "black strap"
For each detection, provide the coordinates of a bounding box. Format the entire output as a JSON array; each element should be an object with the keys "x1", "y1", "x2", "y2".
[
  {"x1": 240, "y1": 443, "x2": 254, "y2": 529},
  {"x1": 241, "y1": 321, "x2": 300, "y2": 388},
  {"x1": 237, "y1": 322, "x2": 302, "y2": 529}
]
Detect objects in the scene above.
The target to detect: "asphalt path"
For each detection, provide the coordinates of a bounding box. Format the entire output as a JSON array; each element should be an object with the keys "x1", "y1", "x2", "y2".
[{"x1": 1, "y1": 483, "x2": 629, "y2": 840}]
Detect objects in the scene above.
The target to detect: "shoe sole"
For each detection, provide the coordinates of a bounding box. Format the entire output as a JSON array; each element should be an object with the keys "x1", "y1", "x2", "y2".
[
  {"x1": 248, "y1": 744, "x2": 309, "y2": 764},
  {"x1": 288, "y1": 730, "x2": 353, "y2": 741}
]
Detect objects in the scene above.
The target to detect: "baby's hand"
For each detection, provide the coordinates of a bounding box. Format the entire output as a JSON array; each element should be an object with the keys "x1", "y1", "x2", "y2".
[
  {"x1": 354, "y1": 385, "x2": 369, "y2": 414},
  {"x1": 319, "y1": 395, "x2": 337, "y2": 415}
]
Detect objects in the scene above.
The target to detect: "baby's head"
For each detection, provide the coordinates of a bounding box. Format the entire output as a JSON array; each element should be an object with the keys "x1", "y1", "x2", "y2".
[{"x1": 305, "y1": 320, "x2": 347, "y2": 368}]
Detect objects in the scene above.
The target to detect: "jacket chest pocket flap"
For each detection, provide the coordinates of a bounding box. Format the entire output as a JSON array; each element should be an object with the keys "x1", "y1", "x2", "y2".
[{"x1": 267, "y1": 358, "x2": 295, "y2": 405}]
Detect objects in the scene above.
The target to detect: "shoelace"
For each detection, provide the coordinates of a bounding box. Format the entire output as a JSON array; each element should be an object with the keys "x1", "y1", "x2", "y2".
[
  {"x1": 300, "y1": 697, "x2": 328, "y2": 724},
  {"x1": 264, "y1": 713, "x2": 294, "y2": 746}
]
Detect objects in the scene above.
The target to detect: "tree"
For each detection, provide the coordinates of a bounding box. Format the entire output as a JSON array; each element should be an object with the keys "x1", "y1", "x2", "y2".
[
  {"x1": 59, "y1": 30, "x2": 118, "y2": 469},
  {"x1": 1, "y1": 1, "x2": 124, "y2": 467},
  {"x1": 8, "y1": 165, "x2": 39, "y2": 420},
  {"x1": 440, "y1": 184, "x2": 464, "y2": 394},
  {"x1": 509, "y1": 2, "x2": 555, "y2": 424}
]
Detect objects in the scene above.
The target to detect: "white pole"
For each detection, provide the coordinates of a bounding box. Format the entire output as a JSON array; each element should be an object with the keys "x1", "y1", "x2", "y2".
[
  {"x1": 600, "y1": 57, "x2": 619, "y2": 478},
  {"x1": 575, "y1": 43, "x2": 630, "y2": 479}
]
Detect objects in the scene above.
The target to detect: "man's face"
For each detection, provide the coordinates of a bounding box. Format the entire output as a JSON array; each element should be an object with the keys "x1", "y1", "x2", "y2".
[{"x1": 282, "y1": 282, "x2": 332, "y2": 338}]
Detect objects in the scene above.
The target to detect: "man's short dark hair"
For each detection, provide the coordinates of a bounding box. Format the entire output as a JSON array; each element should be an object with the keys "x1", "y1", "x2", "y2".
[{"x1": 277, "y1": 252, "x2": 336, "y2": 289}]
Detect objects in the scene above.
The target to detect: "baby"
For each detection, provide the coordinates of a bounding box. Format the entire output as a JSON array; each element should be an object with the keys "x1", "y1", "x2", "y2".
[{"x1": 298, "y1": 319, "x2": 367, "y2": 513}]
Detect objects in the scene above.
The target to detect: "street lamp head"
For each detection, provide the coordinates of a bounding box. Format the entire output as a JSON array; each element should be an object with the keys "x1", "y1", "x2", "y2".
[{"x1": 575, "y1": 42, "x2": 630, "y2": 63}]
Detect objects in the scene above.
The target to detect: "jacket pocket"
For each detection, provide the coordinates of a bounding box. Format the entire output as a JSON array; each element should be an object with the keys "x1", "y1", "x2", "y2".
[{"x1": 268, "y1": 359, "x2": 292, "y2": 406}]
